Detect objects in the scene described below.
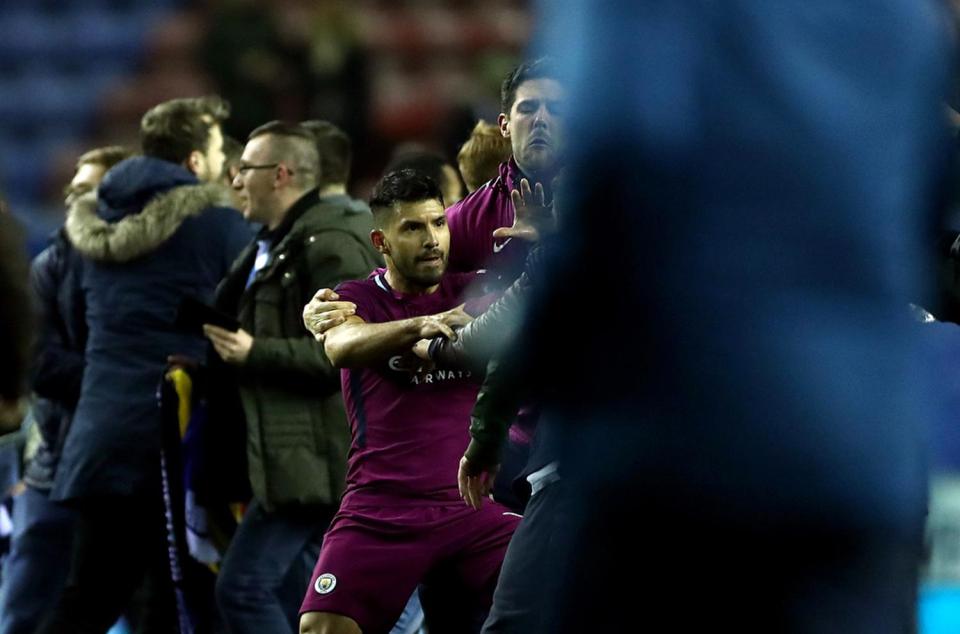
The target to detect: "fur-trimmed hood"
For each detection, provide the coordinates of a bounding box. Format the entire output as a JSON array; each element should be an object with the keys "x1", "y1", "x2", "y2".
[{"x1": 66, "y1": 177, "x2": 233, "y2": 263}]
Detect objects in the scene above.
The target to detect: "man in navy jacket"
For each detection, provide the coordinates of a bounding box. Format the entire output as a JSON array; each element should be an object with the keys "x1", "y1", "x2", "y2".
[{"x1": 41, "y1": 97, "x2": 251, "y2": 634}]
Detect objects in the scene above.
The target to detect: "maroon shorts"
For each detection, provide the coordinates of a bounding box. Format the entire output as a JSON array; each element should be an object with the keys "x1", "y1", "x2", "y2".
[{"x1": 300, "y1": 498, "x2": 521, "y2": 634}]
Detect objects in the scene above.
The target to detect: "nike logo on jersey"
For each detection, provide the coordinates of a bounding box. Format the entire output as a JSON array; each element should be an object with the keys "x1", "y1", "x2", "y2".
[{"x1": 493, "y1": 238, "x2": 512, "y2": 254}]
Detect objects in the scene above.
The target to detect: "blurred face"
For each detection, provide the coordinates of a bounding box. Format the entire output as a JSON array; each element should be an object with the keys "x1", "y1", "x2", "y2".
[
  {"x1": 204, "y1": 124, "x2": 225, "y2": 182},
  {"x1": 64, "y1": 162, "x2": 106, "y2": 206},
  {"x1": 441, "y1": 164, "x2": 464, "y2": 206},
  {"x1": 191, "y1": 123, "x2": 225, "y2": 183},
  {"x1": 232, "y1": 135, "x2": 282, "y2": 227},
  {"x1": 500, "y1": 78, "x2": 565, "y2": 179},
  {"x1": 376, "y1": 199, "x2": 449, "y2": 292},
  {"x1": 224, "y1": 163, "x2": 244, "y2": 210}
]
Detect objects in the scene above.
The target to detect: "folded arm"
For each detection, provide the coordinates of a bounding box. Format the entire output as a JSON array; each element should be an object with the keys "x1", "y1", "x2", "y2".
[{"x1": 324, "y1": 307, "x2": 470, "y2": 369}]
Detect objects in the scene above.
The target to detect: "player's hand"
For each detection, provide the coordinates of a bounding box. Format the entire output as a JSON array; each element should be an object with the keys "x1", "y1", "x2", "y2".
[
  {"x1": 417, "y1": 315, "x2": 458, "y2": 342},
  {"x1": 496, "y1": 178, "x2": 555, "y2": 243},
  {"x1": 204, "y1": 325, "x2": 254, "y2": 365},
  {"x1": 458, "y1": 455, "x2": 500, "y2": 510},
  {"x1": 412, "y1": 339, "x2": 432, "y2": 361},
  {"x1": 439, "y1": 304, "x2": 473, "y2": 329},
  {"x1": 303, "y1": 288, "x2": 356, "y2": 341}
]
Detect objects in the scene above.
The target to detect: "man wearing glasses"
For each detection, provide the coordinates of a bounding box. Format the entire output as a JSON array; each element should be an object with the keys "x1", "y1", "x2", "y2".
[{"x1": 205, "y1": 121, "x2": 382, "y2": 633}]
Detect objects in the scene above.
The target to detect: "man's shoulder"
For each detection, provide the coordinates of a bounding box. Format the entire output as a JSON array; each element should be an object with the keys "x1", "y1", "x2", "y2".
[
  {"x1": 335, "y1": 273, "x2": 381, "y2": 299},
  {"x1": 294, "y1": 199, "x2": 375, "y2": 243},
  {"x1": 335, "y1": 273, "x2": 390, "y2": 321},
  {"x1": 448, "y1": 174, "x2": 511, "y2": 220}
]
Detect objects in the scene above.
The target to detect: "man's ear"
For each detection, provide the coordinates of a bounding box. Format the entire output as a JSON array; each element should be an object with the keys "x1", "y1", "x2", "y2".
[
  {"x1": 497, "y1": 113, "x2": 510, "y2": 139},
  {"x1": 274, "y1": 163, "x2": 292, "y2": 189},
  {"x1": 186, "y1": 149, "x2": 204, "y2": 175},
  {"x1": 371, "y1": 229, "x2": 389, "y2": 255}
]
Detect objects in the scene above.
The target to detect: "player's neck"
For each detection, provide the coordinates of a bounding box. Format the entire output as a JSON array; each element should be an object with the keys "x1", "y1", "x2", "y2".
[
  {"x1": 515, "y1": 158, "x2": 558, "y2": 186},
  {"x1": 384, "y1": 269, "x2": 440, "y2": 296}
]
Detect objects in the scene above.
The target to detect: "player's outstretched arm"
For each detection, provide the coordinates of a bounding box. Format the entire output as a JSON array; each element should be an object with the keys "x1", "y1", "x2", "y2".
[{"x1": 324, "y1": 308, "x2": 469, "y2": 369}]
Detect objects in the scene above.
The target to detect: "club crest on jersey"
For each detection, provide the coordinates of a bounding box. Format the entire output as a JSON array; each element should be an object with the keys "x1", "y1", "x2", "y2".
[{"x1": 315, "y1": 574, "x2": 337, "y2": 595}]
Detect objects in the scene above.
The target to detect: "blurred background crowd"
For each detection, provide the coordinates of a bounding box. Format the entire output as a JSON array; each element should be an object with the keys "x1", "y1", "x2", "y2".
[{"x1": 0, "y1": 0, "x2": 529, "y2": 256}]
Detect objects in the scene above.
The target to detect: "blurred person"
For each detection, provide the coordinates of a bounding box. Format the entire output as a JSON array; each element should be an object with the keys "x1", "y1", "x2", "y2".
[
  {"x1": 457, "y1": 120, "x2": 512, "y2": 193},
  {"x1": 0, "y1": 211, "x2": 30, "y2": 433},
  {"x1": 204, "y1": 121, "x2": 381, "y2": 633},
  {"x1": 0, "y1": 146, "x2": 131, "y2": 634},
  {"x1": 506, "y1": 1, "x2": 952, "y2": 632},
  {"x1": 40, "y1": 96, "x2": 251, "y2": 634},
  {"x1": 222, "y1": 134, "x2": 245, "y2": 210},
  {"x1": 298, "y1": 170, "x2": 519, "y2": 634},
  {"x1": 222, "y1": 134, "x2": 244, "y2": 181},
  {"x1": 386, "y1": 150, "x2": 465, "y2": 207},
  {"x1": 301, "y1": 3, "x2": 371, "y2": 170},
  {"x1": 202, "y1": 0, "x2": 307, "y2": 138},
  {"x1": 300, "y1": 119, "x2": 355, "y2": 198}
]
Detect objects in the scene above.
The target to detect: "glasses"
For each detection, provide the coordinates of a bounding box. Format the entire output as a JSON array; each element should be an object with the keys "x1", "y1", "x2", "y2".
[{"x1": 236, "y1": 163, "x2": 296, "y2": 175}]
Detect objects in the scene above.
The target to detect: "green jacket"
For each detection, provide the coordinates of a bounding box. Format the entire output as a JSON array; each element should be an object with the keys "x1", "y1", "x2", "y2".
[{"x1": 215, "y1": 191, "x2": 382, "y2": 510}]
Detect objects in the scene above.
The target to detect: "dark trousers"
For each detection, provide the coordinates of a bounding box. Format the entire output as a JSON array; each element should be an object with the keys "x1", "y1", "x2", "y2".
[
  {"x1": 481, "y1": 480, "x2": 571, "y2": 634},
  {"x1": 0, "y1": 487, "x2": 74, "y2": 634},
  {"x1": 215, "y1": 500, "x2": 331, "y2": 634},
  {"x1": 35, "y1": 494, "x2": 176, "y2": 634}
]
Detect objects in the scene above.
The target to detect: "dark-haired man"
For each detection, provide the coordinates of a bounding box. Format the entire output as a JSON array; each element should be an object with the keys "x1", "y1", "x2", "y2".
[
  {"x1": 446, "y1": 57, "x2": 563, "y2": 281},
  {"x1": 41, "y1": 96, "x2": 251, "y2": 634},
  {"x1": 205, "y1": 121, "x2": 381, "y2": 633},
  {"x1": 300, "y1": 119, "x2": 353, "y2": 196},
  {"x1": 298, "y1": 170, "x2": 519, "y2": 634},
  {"x1": 300, "y1": 119, "x2": 377, "y2": 230}
]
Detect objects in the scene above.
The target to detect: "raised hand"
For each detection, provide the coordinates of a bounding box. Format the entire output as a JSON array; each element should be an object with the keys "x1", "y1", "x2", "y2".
[{"x1": 495, "y1": 177, "x2": 555, "y2": 243}]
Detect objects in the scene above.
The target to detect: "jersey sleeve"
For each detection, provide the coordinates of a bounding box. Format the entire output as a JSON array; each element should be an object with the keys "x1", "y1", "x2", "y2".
[
  {"x1": 446, "y1": 195, "x2": 490, "y2": 273},
  {"x1": 334, "y1": 279, "x2": 380, "y2": 323}
]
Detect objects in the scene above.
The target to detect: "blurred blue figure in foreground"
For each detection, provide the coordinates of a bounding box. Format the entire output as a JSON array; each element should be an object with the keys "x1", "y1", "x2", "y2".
[{"x1": 496, "y1": 1, "x2": 955, "y2": 631}]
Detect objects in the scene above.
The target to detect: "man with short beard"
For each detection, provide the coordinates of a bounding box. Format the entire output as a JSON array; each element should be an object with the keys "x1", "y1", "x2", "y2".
[
  {"x1": 41, "y1": 96, "x2": 251, "y2": 633},
  {"x1": 298, "y1": 170, "x2": 519, "y2": 634}
]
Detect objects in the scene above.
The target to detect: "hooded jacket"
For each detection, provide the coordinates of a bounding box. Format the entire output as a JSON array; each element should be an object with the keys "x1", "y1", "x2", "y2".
[{"x1": 51, "y1": 156, "x2": 251, "y2": 501}]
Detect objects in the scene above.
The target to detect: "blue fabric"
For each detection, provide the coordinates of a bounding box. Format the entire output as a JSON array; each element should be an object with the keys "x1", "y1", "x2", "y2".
[
  {"x1": 215, "y1": 500, "x2": 331, "y2": 634},
  {"x1": 245, "y1": 239, "x2": 271, "y2": 289},
  {"x1": 512, "y1": 0, "x2": 953, "y2": 631},
  {"x1": 920, "y1": 321, "x2": 960, "y2": 472},
  {"x1": 0, "y1": 487, "x2": 74, "y2": 634},
  {"x1": 389, "y1": 592, "x2": 425, "y2": 634}
]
